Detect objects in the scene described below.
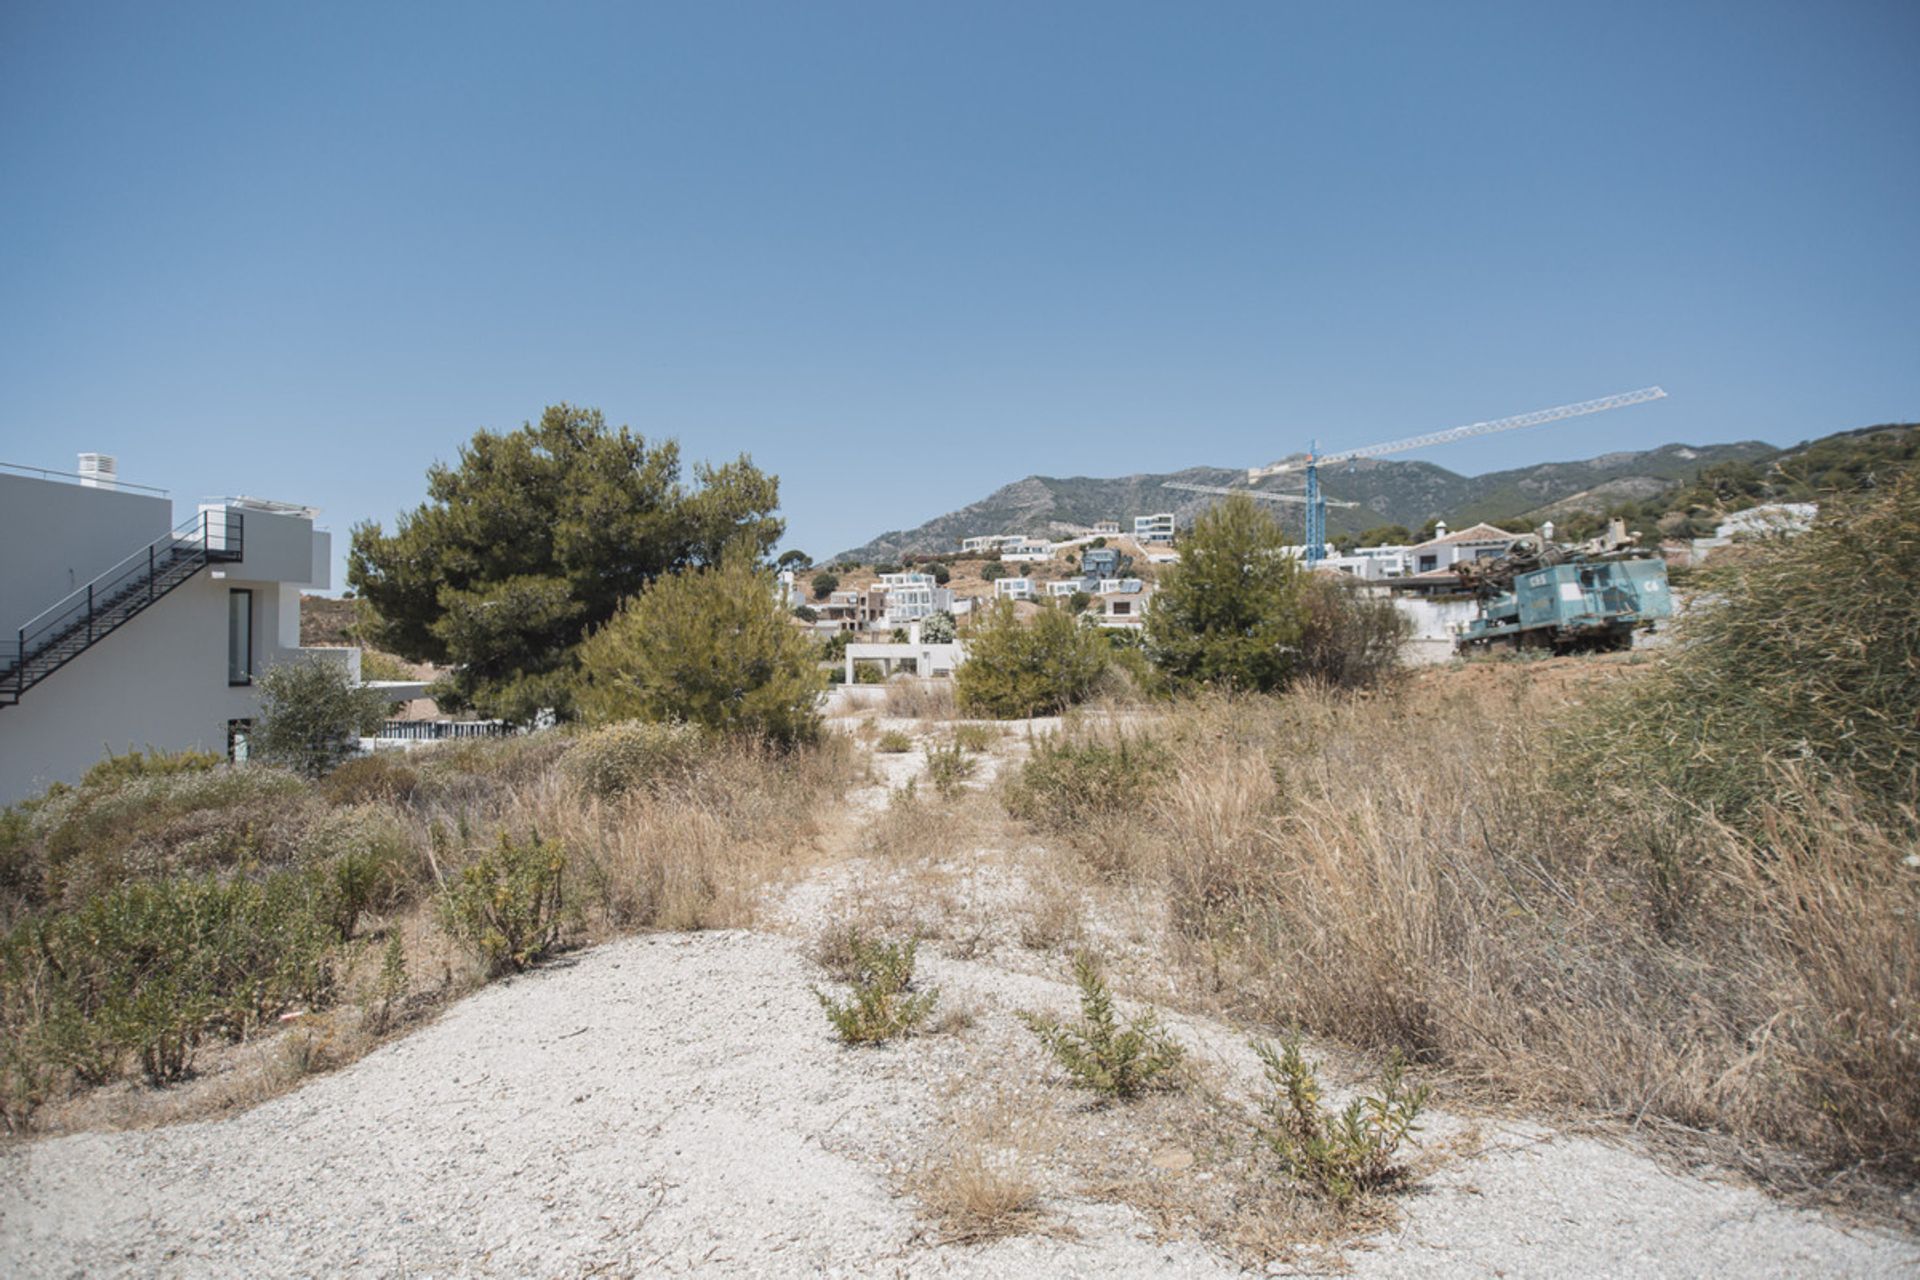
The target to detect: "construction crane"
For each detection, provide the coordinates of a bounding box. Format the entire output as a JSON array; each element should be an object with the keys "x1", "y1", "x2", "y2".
[
  {"x1": 1163, "y1": 480, "x2": 1360, "y2": 509},
  {"x1": 1239, "y1": 387, "x2": 1669, "y2": 564}
]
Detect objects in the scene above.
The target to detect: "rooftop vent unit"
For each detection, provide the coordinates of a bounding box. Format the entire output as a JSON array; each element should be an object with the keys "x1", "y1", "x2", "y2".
[{"x1": 77, "y1": 453, "x2": 118, "y2": 490}]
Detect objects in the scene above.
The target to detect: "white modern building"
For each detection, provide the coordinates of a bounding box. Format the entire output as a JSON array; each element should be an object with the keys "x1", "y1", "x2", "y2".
[
  {"x1": 1318, "y1": 545, "x2": 1411, "y2": 580},
  {"x1": 0, "y1": 458, "x2": 368, "y2": 804},
  {"x1": 1094, "y1": 578, "x2": 1150, "y2": 628},
  {"x1": 993, "y1": 577, "x2": 1036, "y2": 601},
  {"x1": 877, "y1": 572, "x2": 955, "y2": 626},
  {"x1": 997, "y1": 538, "x2": 1054, "y2": 563},
  {"x1": 1402, "y1": 522, "x2": 1514, "y2": 575},
  {"x1": 960, "y1": 534, "x2": 1031, "y2": 553},
  {"x1": 1134, "y1": 513, "x2": 1176, "y2": 545}
]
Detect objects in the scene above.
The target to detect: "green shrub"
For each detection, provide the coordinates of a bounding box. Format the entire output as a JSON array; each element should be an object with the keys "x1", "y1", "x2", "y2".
[
  {"x1": 923, "y1": 741, "x2": 976, "y2": 797},
  {"x1": 318, "y1": 752, "x2": 419, "y2": 805},
  {"x1": 1294, "y1": 575, "x2": 1408, "y2": 690},
  {"x1": 955, "y1": 601, "x2": 1109, "y2": 719},
  {"x1": 575, "y1": 553, "x2": 826, "y2": 746},
  {"x1": 1581, "y1": 474, "x2": 1920, "y2": 824},
  {"x1": 15, "y1": 765, "x2": 311, "y2": 917},
  {"x1": 80, "y1": 747, "x2": 222, "y2": 790},
  {"x1": 253, "y1": 658, "x2": 394, "y2": 777},
  {"x1": 2, "y1": 870, "x2": 338, "y2": 1088},
  {"x1": 1004, "y1": 732, "x2": 1165, "y2": 831},
  {"x1": 876, "y1": 730, "x2": 914, "y2": 754},
  {"x1": 1020, "y1": 954, "x2": 1183, "y2": 1101},
  {"x1": 811, "y1": 570, "x2": 840, "y2": 600},
  {"x1": 814, "y1": 934, "x2": 939, "y2": 1045},
  {"x1": 1253, "y1": 1037, "x2": 1430, "y2": 1207},
  {"x1": 562, "y1": 720, "x2": 710, "y2": 798},
  {"x1": 440, "y1": 831, "x2": 567, "y2": 975},
  {"x1": 368, "y1": 933, "x2": 409, "y2": 1034},
  {"x1": 951, "y1": 723, "x2": 995, "y2": 753}
]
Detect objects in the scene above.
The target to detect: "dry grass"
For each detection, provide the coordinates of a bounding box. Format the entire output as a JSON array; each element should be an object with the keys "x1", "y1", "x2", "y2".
[
  {"x1": 1002, "y1": 672, "x2": 1920, "y2": 1202},
  {"x1": 5, "y1": 727, "x2": 859, "y2": 1134},
  {"x1": 913, "y1": 1089, "x2": 1051, "y2": 1243},
  {"x1": 885, "y1": 678, "x2": 958, "y2": 720}
]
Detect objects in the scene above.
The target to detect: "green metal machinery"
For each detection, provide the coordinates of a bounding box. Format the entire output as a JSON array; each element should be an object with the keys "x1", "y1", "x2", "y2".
[{"x1": 1457, "y1": 529, "x2": 1673, "y2": 653}]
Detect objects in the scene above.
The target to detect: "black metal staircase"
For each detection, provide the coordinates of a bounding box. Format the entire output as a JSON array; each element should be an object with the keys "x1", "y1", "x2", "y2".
[{"x1": 1, "y1": 510, "x2": 243, "y2": 708}]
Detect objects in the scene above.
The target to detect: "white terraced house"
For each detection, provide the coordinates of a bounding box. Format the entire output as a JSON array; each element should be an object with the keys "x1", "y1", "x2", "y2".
[
  {"x1": 0, "y1": 456, "x2": 378, "y2": 804},
  {"x1": 875, "y1": 572, "x2": 953, "y2": 626},
  {"x1": 1134, "y1": 512, "x2": 1175, "y2": 545}
]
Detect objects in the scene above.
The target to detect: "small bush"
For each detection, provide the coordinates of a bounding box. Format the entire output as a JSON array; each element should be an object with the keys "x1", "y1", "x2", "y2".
[
  {"x1": 1020, "y1": 954, "x2": 1183, "y2": 1101},
  {"x1": 924, "y1": 741, "x2": 977, "y2": 797},
  {"x1": 876, "y1": 730, "x2": 914, "y2": 754},
  {"x1": 1, "y1": 870, "x2": 338, "y2": 1089},
  {"x1": 367, "y1": 933, "x2": 408, "y2": 1034},
  {"x1": 253, "y1": 657, "x2": 395, "y2": 777},
  {"x1": 951, "y1": 723, "x2": 995, "y2": 753},
  {"x1": 577, "y1": 554, "x2": 825, "y2": 746},
  {"x1": 815, "y1": 934, "x2": 939, "y2": 1044},
  {"x1": 319, "y1": 752, "x2": 419, "y2": 806},
  {"x1": 955, "y1": 601, "x2": 1109, "y2": 719},
  {"x1": 81, "y1": 748, "x2": 221, "y2": 790},
  {"x1": 562, "y1": 720, "x2": 709, "y2": 798},
  {"x1": 440, "y1": 831, "x2": 567, "y2": 975},
  {"x1": 1253, "y1": 1037, "x2": 1430, "y2": 1208},
  {"x1": 1294, "y1": 575, "x2": 1408, "y2": 690},
  {"x1": 1004, "y1": 731, "x2": 1165, "y2": 831}
]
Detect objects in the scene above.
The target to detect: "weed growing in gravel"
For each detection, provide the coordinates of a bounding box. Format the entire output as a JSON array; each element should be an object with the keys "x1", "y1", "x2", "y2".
[
  {"x1": 1254, "y1": 1038, "x2": 1430, "y2": 1208},
  {"x1": 950, "y1": 723, "x2": 995, "y2": 753},
  {"x1": 923, "y1": 741, "x2": 977, "y2": 797},
  {"x1": 876, "y1": 730, "x2": 914, "y2": 754},
  {"x1": 368, "y1": 934, "x2": 409, "y2": 1034},
  {"x1": 916, "y1": 1144, "x2": 1044, "y2": 1243},
  {"x1": 440, "y1": 831, "x2": 567, "y2": 975},
  {"x1": 1020, "y1": 954, "x2": 1183, "y2": 1101},
  {"x1": 815, "y1": 934, "x2": 939, "y2": 1045}
]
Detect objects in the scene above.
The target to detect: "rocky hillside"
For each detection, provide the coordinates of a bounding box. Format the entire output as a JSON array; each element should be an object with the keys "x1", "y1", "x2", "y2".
[{"x1": 838, "y1": 440, "x2": 1775, "y2": 561}]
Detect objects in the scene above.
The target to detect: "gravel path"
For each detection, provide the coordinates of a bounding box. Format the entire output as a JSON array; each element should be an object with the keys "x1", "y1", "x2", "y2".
[{"x1": 4, "y1": 927, "x2": 1914, "y2": 1277}]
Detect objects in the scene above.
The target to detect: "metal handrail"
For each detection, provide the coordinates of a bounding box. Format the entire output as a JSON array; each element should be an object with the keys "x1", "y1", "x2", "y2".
[
  {"x1": 8, "y1": 511, "x2": 244, "y2": 697},
  {"x1": 0, "y1": 460, "x2": 170, "y2": 496}
]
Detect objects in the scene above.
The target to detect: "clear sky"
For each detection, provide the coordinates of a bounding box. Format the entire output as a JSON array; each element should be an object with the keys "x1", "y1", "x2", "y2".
[{"x1": 2, "y1": 1, "x2": 1915, "y2": 571}]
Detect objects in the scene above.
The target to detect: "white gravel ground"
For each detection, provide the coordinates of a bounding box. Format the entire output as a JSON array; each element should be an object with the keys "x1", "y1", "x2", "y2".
[{"x1": 3, "y1": 927, "x2": 1914, "y2": 1277}]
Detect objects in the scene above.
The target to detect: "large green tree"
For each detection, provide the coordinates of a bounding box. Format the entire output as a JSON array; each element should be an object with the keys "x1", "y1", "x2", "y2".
[
  {"x1": 348, "y1": 404, "x2": 782, "y2": 721},
  {"x1": 1144, "y1": 492, "x2": 1307, "y2": 692}
]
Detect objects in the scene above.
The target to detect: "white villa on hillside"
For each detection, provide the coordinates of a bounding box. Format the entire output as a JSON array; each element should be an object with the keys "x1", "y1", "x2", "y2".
[
  {"x1": 1403, "y1": 522, "x2": 1513, "y2": 574},
  {"x1": 0, "y1": 457, "x2": 372, "y2": 803},
  {"x1": 1134, "y1": 512, "x2": 1176, "y2": 545}
]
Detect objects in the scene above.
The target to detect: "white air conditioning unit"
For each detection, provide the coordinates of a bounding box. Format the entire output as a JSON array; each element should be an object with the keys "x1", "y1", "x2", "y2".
[{"x1": 77, "y1": 453, "x2": 118, "y2": 490}]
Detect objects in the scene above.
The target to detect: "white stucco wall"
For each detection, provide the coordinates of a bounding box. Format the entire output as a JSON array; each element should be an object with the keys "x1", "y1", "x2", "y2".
[
  {"x1": 0, "y1": 570, "x2": 341, "y2": 802},
  {"x1": 0, "y1": 482, "x2": 344, "y2": 804},
  {"x1": 0, "y1": 474, "x2": 174, "y2": 632}
]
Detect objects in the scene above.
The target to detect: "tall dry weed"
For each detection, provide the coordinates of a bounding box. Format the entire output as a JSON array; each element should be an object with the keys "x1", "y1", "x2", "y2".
[{"x1": 1111, "y1": 682, "x2": 1920, "y2": 1186}]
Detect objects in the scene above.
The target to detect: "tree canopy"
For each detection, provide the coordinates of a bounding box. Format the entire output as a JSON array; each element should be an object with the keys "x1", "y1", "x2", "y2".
[
  {"x1": 348, "y1": 404, "x2": 782, "y2": 722},
  {"x1": 1144, "y1": 492, "x2": 1307, "y2": 693}
]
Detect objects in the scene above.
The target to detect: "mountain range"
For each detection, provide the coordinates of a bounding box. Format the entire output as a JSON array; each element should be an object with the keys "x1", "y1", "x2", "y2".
[{"x1": 835, "y1": 440, "x2": 1780, "y2": 562}]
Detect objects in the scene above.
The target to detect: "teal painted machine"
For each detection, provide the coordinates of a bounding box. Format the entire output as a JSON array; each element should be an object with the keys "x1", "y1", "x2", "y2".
[{"x1": 1460, "y1": 548, "x2": 1672, "y2": 653}]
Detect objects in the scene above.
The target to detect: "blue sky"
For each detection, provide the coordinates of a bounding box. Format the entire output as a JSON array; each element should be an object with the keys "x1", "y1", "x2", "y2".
[{"x1": 2, "y1": 1, "x2": 1915, "y2": 571}]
